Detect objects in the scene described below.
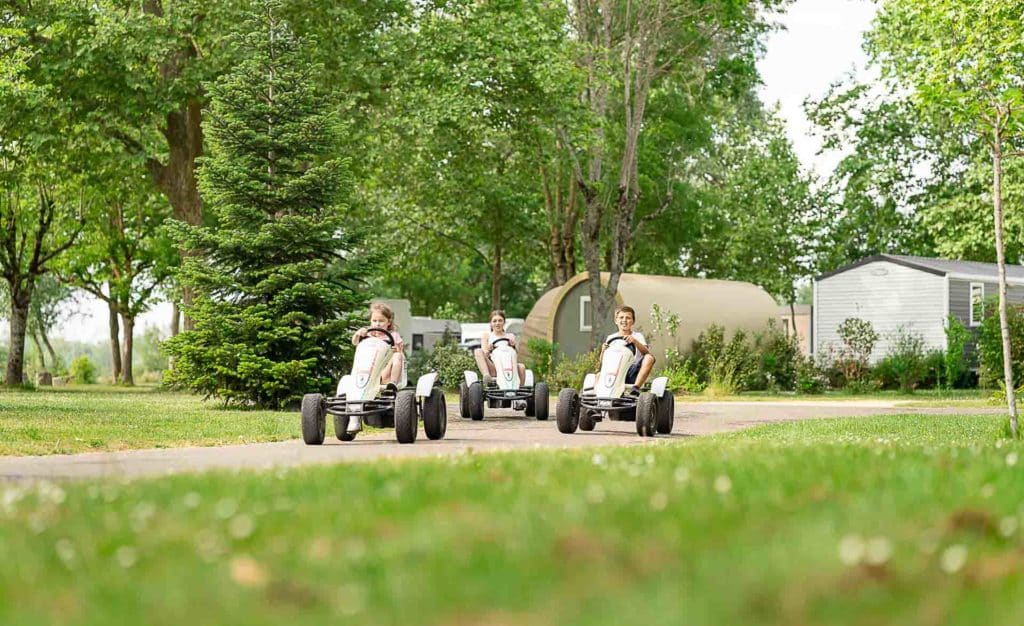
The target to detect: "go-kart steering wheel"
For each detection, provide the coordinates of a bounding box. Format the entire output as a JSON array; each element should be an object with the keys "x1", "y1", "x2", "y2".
[
  {"x1": 359, "y1": 327, "x2": 395, "y2": 346},
  {"x1": 605, "y1": 335, "x2": 637, "y2": 355},
  {"x1": 490, "y1": 337, "x2": 513, "y2": 350}
]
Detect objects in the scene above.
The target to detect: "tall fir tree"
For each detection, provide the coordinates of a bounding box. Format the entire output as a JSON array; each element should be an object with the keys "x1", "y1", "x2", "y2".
[{"x1": 163, "y1": 0, "x2": 367, "y2": 408}]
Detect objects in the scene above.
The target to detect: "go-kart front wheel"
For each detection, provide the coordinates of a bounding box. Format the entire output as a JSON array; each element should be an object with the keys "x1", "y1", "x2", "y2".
[
  {"x1": 533, "y1": 382, "x2": 549, "y2": 420},
  {"x1": 656, "y1": 392, "x2": 675, "y2": 434},
  {"x1": 394, "y1": 389, "x2": 418, "y2": 444},
  {"x1": 301, "y1": 393, "x2": 325, "y2": 445},
  {"x1": 556, "y1": 388, "x2": 580, "y2": 434},
  {"x1": 636, "y1": 392, "x2": 658, "y2": 437},
  {"x1": 467, "y1": 381, "x2": 485, "y2": 421},
  {"x1": 422, "y1": 386, "x2": 447, "y2": 440}
]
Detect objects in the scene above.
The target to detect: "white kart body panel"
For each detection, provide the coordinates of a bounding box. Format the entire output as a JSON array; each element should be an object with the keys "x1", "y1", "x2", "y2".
[
  {"x1": 649, "y1": 376, "x2": 668, "y2": 398},
  {"x1": 491, "y1": 344, "x2": 520, "y2": 390},
  {"x1": 416, "y1": 372, "x2": 438, "y2": 398},
  {"x1": 463, "y1": 370, "x2": 479, "y2": 386},
  {"x1": 594, "y1": 344, "x2": 633, "y2": 398},
  {"x1": 582, "y1": 373, "x2": 596, "y2": 391},
  {"x1": 341, "y1": 336, "x2": 392, "y2": 401},
  {"x1": 524, "y1": 369, "x2": 534, "y2": 388}
]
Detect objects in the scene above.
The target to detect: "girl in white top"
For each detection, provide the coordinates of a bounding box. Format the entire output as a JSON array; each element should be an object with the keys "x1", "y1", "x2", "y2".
[
  {"x1": 351, "y1": 302, "x2": 405, "y2": 386},
  {"x1": 473, "y1": 309, "x2": 527, "y2": 384}
]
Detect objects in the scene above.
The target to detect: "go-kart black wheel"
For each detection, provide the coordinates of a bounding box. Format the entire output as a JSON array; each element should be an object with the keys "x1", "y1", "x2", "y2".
[
  {"x1": 556, "y1": 388, "x2": 580, "y2": 434},
  {"x1": 395, "y1": 389, "x2": 418, "y2": 444},
  {"x1": 334, "y1": 413, "x2": 357, "y2": 442},
  {"x1": 468, "y1": 381, "x2": 485, "y2": 421},
  {"x1": 636, "y1": 392, "x2": 658, "y2": 437},
  {"x1": 423, "y1": 387, "x2": 447, "y2": 440},
  {"x1": 534, "y1": 382, "x2": 549, "y2": 420},
  {"x1": 458, "y1": 381, "x2": 470, "y2": 418},
  {"x1": 656, "y1": 392, "x2": 675, "y2": 434},
  {"x1": 301, "y1": 393, "x2": 325, "y2": 445},
  {"x1": 579, "y1": 409, "x2": 597, "y2": 431},
  {"x1": 525, "y1": 393, "x2": 536, "y2": 416}
]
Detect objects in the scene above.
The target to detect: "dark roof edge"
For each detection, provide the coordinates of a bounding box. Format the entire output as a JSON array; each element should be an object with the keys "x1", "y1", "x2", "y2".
[{"x1": 815, "y1": 254, "x2": 946, "y2": 281}]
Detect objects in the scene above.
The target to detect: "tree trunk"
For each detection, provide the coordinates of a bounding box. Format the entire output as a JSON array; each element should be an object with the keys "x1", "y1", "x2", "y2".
[
  {"x1": 992, "y1": 132, "x2": 1018, "y2": 438},
  {"x1": 109, "y1": 299, "x2": 122, "y2": 383},
  {"x1": 491, "y1": 241, "x2": 502, "y2": 311},
  {"x1": 171, "y1": 302, "x2": 181, "y2": 336},
  {"x1": 120, "y1": 313, "x2": 135, "y2": 385},
  {"x1": 789, "y1": 300, "x2": 798, "y2": 336},
  {"x1": 542, "y1": 160, "x2": 579, "y2": 287},
  {"x1": 30, "y1": 330, "x2": 46, "y2": 371},
  {"x1": 5, "y1": 285, "x2": 32, "y2": 386}
]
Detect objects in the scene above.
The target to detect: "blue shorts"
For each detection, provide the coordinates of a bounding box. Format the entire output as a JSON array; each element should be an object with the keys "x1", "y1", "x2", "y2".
[{"x1": 625, "y1": 361, "x2": 642, "y2": 385}]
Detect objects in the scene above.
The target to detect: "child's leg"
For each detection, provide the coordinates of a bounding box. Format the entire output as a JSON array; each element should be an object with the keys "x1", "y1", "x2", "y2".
[
  {"x1": 517, "y1": 363, "x2": 526, "y2": 385},
  {"x1": 633, "y1": 354, "x2": 656, "y2": 388},
  {"x1": 474, "y1": 348, "x2": 495, "y2": 377},
  {"x1": 388, "y1": 352, "x2": 405, "y2": 385}
]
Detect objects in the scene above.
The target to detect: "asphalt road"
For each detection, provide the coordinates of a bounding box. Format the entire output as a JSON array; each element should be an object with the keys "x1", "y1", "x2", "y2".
[{"x1": 0, "y1": 400, "x2": 1000, "y2": 481}]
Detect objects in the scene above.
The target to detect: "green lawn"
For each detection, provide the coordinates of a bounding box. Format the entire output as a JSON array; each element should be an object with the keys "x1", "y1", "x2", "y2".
[
  {"x1": 0, "y1": 385, "x2": 299, "y2": 456},
  {"x1": 1, "y1": 414, "x2": 1022, "y2": 625},
  {"x1": 676, "y1": 388, "x2": 995, "y2": 408}
]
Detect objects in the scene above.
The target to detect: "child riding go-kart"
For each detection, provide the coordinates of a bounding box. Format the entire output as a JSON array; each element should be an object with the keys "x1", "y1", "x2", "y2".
[
  {"x1": 459, "y1": 337, "x2": 549, "y2": 420},
  {"x1": 301, "y1": 328, "x2": 447, "y2": 445},
  {"x1": 555, "y1": 335, "x2": 674, "y2": 437}
]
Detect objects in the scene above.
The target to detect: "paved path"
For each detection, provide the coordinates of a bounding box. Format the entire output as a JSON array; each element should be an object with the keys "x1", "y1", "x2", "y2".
[{"x1": 0, "y1": 401, "x2": 1001, "y2": 481}]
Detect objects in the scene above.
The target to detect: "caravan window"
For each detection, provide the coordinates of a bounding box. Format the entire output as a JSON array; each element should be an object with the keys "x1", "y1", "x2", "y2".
[
  {"x1": 579, "y1": 295, "x2": 592, "y2": 332},
  {"x1": 970, "y1": 283, "x2": 984, "y2": 326}
]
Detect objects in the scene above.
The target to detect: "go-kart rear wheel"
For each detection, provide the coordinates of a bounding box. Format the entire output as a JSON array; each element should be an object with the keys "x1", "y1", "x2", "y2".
[
  {"x1": 534, "y1": 383, "x2": 549, "y2": 420},
  {"x1": 636, "y1": 392, "x2": 658, "y2": 437},
  {"x1": 579, "y1": 409, "x2": 596, "y2": 431},
  {"x1": 301, "y1": 393, "x2": 325, "y2": 445},
  {"x1": 467, "y1": 382, "x2": 484, "y2": 421},
  {"x1": 556, "y1": 388, "x2": 580, "y2": 434},
  {"x1": 656, "y1": 392, "x2": 675, "y2": 434},
  {"x1": 458, "y1": 381, "x2": 470, "y2": 418},
  {"x1": 423, "y1": 387, "x2": 447, "y2": 440},
  {"x1": 394, "y1": 389, "x2": 418, "y2": 444}
]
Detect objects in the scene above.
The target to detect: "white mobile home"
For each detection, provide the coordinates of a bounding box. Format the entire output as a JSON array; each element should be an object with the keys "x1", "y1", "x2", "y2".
[{"x1": 814, "y1": 254, "x2": 1024, "y2": 361}]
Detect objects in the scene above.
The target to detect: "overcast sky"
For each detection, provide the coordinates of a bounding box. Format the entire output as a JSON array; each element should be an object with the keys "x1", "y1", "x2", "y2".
[{"x1": 52, "y1": 0, "x2": 880, "y2": 344}]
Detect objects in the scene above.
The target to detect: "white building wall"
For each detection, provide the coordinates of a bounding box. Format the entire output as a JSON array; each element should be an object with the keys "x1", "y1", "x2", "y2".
[{"x1": 814, "y1": 261, "x2": 947, "y2": 362}]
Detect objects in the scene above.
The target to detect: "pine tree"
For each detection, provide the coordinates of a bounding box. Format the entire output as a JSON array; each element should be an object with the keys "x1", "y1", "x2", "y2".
[{"x1": 164, "y1": 0, "x2": 368, "y2": 408}]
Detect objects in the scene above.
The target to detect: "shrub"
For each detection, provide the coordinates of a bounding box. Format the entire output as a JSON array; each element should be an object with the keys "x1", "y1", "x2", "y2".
[
  {"x1": 406, "y1": 347, "x2": 433, "y2": 383},
  {"x1": 749, "y1": 319, "x2": 801, "y2": 391},
  {"x1": 977, "y1": 302, "x2": 1024, "y2": 389},
  {"x1": 426, "y1": 341, "x2": 477, "y2": 389},
  {"x1": 795, "y1": 356, "x2": 827, "y2": 394},
  {"x1": 525, "y1": 338, "x2": 557, "y2": 383},
  {"x1": 690, "y1": 325, "x2": 755, "y2": 395},
  {"x1": 549, "y1": 350, "x2": 601, "y2": 391},
  {"x1": 875, "y1": 327, "x2": 927, "y2": 392},
  {"x1": 942, "y1": 315, "x2": 972, "y2": 389},
  {"x1": 70, "y1": 356, "x2": 97, "y2": 384},
  {"x1": 836, "y1": 317, "x2": 879, "y2": 384},
  {"x1": 919, "y1": 350, "x2": 945, "y2": 390}
]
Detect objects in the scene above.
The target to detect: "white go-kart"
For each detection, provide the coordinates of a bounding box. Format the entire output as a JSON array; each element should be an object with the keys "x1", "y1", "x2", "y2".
[
  {"x1": 555, "y1": 336, "x2": 673, "y2": 437},
  {"x1": 301, "y1": 328, "x2": 447, "y2": 445},
  {"x1": 458, "y1": 337, "x2": 549, "y2": 421}
]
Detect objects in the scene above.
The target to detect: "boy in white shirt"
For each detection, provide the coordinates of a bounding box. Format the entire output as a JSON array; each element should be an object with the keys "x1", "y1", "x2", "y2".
[{"x1": 600, "y1": 305, "x2": 656, "y2": 396}]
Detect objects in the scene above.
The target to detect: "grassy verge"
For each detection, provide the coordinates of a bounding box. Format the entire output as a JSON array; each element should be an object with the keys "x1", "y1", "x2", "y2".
[
  {"x1": 0, "y1": 385, "x2": 299, "y2": 456},
  {"x1": 1, "y1": 414, "x2": 1022, "y2": 625},
  {"x1": 675, "y1": 388, "x2": 994, "y2": 407}
]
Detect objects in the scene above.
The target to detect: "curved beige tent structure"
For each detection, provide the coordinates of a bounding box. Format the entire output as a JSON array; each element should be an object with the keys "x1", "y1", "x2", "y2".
[{"x1": 522, "y1": 272, "x2": 779, "y2": 362}]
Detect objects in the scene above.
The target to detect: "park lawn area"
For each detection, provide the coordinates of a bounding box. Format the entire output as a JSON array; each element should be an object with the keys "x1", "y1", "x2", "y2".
[
  {"x1": 676, "y1": 388, "x2": 995, "y2": 408},
  {"x1": 0, "y1": 385, "x2": 300, "y2": 456},
  {"x1": 2, "y1": 415, "x2": 1023, "y2": 626}
]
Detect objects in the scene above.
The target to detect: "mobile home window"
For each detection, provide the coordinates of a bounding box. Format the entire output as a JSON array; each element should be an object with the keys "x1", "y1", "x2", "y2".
[
  {"x1": 970, "y1": 283, "x2": 984, "y2": 326},
  {"x1": 579, "y1": 295, "x2": 592, "y2": 332}
]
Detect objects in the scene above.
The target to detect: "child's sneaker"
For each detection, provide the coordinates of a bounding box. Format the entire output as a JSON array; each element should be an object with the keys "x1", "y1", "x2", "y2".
[
  {"x1": 346, "y1": 415, "x2": 362, "y2": 434},
  {"x1": 513, "y1": 400, "x2": 526, "y2": 411},
  {"x1": 629, "y1": 386, "x2": 641, "y2": 397}
]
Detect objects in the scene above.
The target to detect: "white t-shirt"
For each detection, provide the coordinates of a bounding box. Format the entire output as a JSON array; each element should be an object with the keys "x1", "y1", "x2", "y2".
[
  {"x1": 605, "y1": 332, "x2": 647, "y2": 366},
  {"x1": 485, "y1": 331, "x2": 516, "y2": 348}
]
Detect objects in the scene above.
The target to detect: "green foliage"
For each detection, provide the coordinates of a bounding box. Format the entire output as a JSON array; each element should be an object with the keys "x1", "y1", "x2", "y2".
[
  {"x1": 524, "y1": 338, "x2": 557, "y2": 383},
  {"x1": 549, "y1": 350, "x2": 601, "y2": 391},
  {"x1": 163, "y1": 4, "x2": 368, "y2": 408},
  {"x1": 748, "y1": 319, "x2": 801, "y2": 391},
  {"x1": 661, "y1": 355, "x2": 706, "y2": 394},
  {"x1": 425, "y1": 341, "x2": 477, "y2": 389},
  {"x1": 688, "y1": 325, "x2": 755, "y2": 395},
  {"x1": 943, "y1": 315, "x2": 972, "y2": 389},
  {"x1": 874, "y1": 327, "x2": 927, "y2": 393},
  {"x1": 977, "y1": 303, "x2": 1024, "y2": 389},
  {"x1": 835, "y1": 317, "x2": 879, "y2": 384},
  {"x1": 795, "y1": 356, "x2": 827, "y2": 394},
  {"x1": 69, "y1": 356, "x2": 97, "y2": 385}
]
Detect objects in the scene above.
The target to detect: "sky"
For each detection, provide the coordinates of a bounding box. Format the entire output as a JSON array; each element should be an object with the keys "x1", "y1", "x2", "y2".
[{"x1": 51, "y1": 0, "x2": 880, "y2": 344}]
